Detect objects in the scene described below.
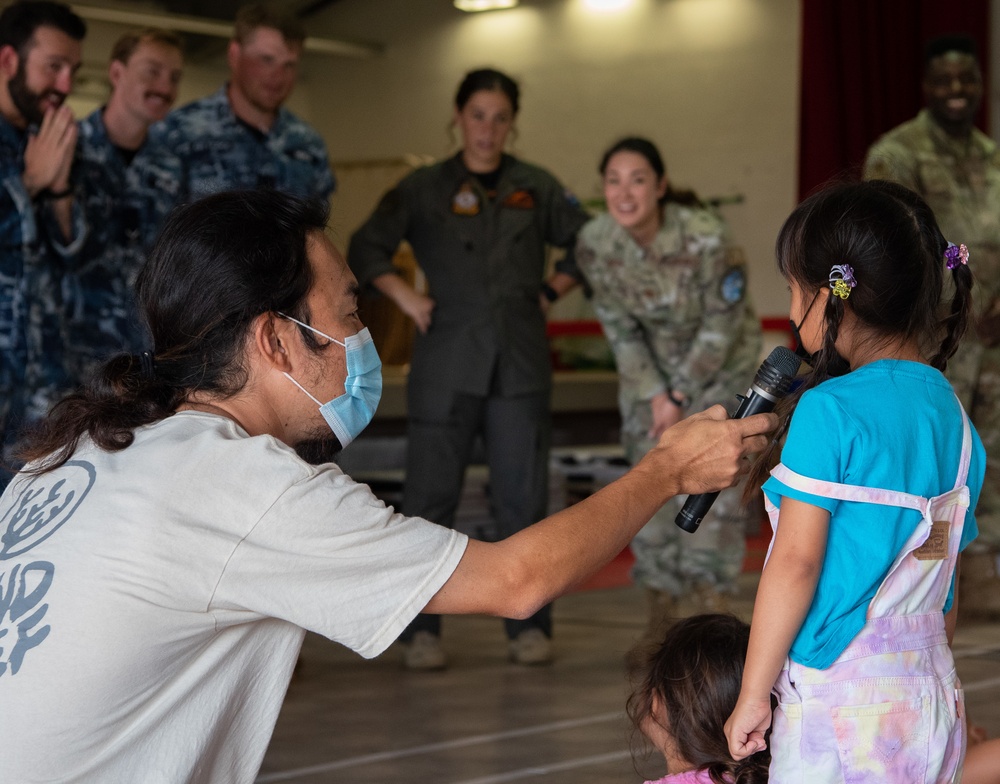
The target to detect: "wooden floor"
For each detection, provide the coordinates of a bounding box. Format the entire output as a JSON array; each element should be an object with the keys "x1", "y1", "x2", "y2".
[
  {"x1": 258, "y1": 574, "x2": 1000, "y2": 784},
  {"x1": 257, "y1": 452, "x2": 1000, "y2": 783}
]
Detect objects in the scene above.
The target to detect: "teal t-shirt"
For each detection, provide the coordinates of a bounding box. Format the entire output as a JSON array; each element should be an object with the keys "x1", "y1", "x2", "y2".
[{"x1": 763, "y1": 360, "x2": 984, "y2": 670}]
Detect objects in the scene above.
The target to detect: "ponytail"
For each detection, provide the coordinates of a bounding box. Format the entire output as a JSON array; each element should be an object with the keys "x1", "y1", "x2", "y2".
[
  {"x1": 16, "y1": 353, "x2": 183, "y2": 473},
  {"x1": 932, "y1": 260, "x2": 974, "y2": 370},
  {"x1": 13, "y1": 189, "x2": 330, "y2": 475}
]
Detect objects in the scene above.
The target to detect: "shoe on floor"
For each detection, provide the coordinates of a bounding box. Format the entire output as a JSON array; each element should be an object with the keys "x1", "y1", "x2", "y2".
[
  {"x1": 508, "y1": 628, "x2": 553, "y2": 665},
  {"x1": 403, "y1": 631, "x2": 447, "y2": 671}
]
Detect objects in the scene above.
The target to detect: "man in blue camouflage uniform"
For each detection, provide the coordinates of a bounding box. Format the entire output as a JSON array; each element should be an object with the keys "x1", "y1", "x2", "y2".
[
  {"x1": 156, "y1": 3, "x2": 334, "y2": 203},
  {"x1": 0, "y1": 2, "x2": 86, "y2": 486},
  {"x1": 69, "y1": 29, "x2": 184, "y2": 385}
]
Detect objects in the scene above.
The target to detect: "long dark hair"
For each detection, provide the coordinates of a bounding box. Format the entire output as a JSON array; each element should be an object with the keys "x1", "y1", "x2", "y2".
[
  {"x1": 17, "y1": 189, "x2": 330, "y2": 473},
  {"x1": 598, "y1": 136, "x2": 702, "y2": 207},
  {"x1": 744, "y1": 179, "x2": 974, "y2": 495},
  {"x1": 626, "y1": 614, "x2": 769, "y2": 784}
]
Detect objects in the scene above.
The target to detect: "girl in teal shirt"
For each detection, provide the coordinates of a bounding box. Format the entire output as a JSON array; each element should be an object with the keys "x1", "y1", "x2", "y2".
[{"x1": 725, "y1": 180, "x2": 983, "y2": 783}]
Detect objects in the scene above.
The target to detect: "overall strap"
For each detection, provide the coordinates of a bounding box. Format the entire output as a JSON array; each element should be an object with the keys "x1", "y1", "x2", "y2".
[
  {"x1": 770, "y1": 400, "x2": 972, "y2": 513},
  {"x1": 952, "y1": 399, "x2": 973, "y2": 490}
]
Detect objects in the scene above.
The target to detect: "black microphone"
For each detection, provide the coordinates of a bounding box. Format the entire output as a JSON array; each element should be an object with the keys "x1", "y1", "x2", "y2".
[{"x1": 674, "y1": 345, "x2": 801, "y2": 534}]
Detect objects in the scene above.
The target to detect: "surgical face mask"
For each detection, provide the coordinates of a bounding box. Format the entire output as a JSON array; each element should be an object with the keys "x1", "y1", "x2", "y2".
[
  {"x1": 789, "y1": 289, "x2": 821, "y2": 366},
  {"x1": 278, "y1": 313, "x2": 383, "y2": 448},
  {"x1": 787, "y1": 292, "x2": 849, "y2": 376}
]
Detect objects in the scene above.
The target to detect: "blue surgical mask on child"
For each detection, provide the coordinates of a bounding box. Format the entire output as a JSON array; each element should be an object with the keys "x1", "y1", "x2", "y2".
[{"x1": 278, "y1": 313, "x2": 383, "y2": 448}]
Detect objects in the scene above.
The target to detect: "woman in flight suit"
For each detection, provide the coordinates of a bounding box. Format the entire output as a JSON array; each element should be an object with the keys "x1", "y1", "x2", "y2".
[{"x1": 348, "y1": 68, "x2": 588, "y2": 669}]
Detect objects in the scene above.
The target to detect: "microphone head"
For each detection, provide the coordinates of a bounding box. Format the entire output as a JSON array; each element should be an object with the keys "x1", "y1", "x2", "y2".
[{"x1": 753, "y1": 346, "x2": 802, "y2": 398}]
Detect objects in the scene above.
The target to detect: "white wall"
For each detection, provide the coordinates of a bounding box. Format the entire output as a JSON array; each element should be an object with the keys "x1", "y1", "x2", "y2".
[
  {"x1": 304, "y1": 0, "x2": 801, "y2": 318},
  {"x1": 10, "y1": 0, "x2": 1000, "y2": 319}
]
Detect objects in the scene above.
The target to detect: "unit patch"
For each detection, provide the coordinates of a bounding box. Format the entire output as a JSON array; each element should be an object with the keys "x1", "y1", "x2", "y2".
[
  {"x1": 720, "y1": 266, "x2": 746, "y2": 304},
  {"x1": 503, "y1": 189, "x2": 535, "y2": 209},
  {"x1": 452, "y1": 182, "x2": 480, "y2": 216}
]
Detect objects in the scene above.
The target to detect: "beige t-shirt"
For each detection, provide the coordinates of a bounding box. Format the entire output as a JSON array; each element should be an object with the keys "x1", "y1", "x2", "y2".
[{"x1": 0, "y1": 411, "x2": 466, "y2": 783}]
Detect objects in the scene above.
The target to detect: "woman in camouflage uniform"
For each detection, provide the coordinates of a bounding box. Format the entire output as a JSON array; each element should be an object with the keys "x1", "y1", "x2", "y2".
[{"x1": 575, "y1": 137, "x2": 762, "y2": 623}]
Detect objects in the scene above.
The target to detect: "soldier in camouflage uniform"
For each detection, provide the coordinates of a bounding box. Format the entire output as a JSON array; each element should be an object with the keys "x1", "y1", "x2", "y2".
[
  {"x1": 0, "y1": 2, "x2": 86, "y2": 485},
  {"x1": 69, "y1": 29, "x2": 184, "y2": 386},
  {"x1": 155, "y1": 4, "x2": 334, "y2": 203},
  {"x1": 864, "y1": 36, "x2": 1000, "y2": 616},
  {"x1": 576, "y1": 138, "x2": 761, "y2": 619}
]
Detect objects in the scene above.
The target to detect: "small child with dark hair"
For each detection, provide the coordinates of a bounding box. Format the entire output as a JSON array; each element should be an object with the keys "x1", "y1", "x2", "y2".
[
  {"x1": 626, "y1": 614, "x2": 769, "y2": 784},
  {"x1": 725, "y1": 181, "x2": 982, "y2": 783}
]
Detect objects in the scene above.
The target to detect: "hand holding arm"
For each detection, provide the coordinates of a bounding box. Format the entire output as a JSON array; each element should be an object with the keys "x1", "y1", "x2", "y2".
[
  {"x1": 371, "y1": 272, "x2": 435, "y2": 334},
  {"x1": 726, "y1": 497, "x2": 828, "y2": 760}
]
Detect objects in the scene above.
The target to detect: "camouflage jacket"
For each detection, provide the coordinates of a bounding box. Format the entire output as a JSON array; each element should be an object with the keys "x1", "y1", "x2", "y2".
[
  {"x1": 0, "y1": 113, "x2": 85, "y2": 417},
  {"x1": 65, "y1": 109, "x2": 185, "y2": 379},
  {"x1": 575, "y1": 207, "x2": 761, "y2": 408},
  {"x1": 864, "y1": 109, "x2": 1000, "y2": 309},
  {"x1": 155, "y1": 85, "x2": 335, "y2": 202}
]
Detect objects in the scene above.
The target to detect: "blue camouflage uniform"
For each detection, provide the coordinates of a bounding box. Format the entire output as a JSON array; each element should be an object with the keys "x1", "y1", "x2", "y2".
[
  {"x1": 0, "y1": 113, "x2": 85, "y2": 476},
  {"x1": 155, "y1": 85, "x2": 335, "y2": 201},
  {"x1": 66, "y1": 108, "x2": 184, "y2": 385}
]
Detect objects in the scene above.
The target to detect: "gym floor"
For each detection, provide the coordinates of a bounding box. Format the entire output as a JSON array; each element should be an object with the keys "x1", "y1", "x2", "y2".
[{"x1": 256, "y1": 461, "x2": 1000, "y2": 783}]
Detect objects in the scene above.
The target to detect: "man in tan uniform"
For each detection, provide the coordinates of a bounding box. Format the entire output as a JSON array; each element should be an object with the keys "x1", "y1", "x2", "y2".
[{"x1": 864, "y1": 35, "x2": 1000, "y2": 616}]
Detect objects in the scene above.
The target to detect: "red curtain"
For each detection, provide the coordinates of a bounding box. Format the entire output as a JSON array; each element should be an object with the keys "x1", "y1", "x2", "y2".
[{"x1": 798, "y1": 0, "x2": 990, "y2": 200}]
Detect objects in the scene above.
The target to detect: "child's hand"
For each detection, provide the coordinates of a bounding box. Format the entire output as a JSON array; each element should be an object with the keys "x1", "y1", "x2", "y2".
[{"x1": 724, "y1": 694, "x2": 772, "y2": 760}]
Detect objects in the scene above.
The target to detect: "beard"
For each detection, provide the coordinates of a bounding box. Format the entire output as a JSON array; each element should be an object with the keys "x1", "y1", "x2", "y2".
[
  {"x1": 7, "y1": 63, "x2": 64, "y2": 127},
  {"x1": 294, "y1": 428, "x2": 343, "y2": 466}
]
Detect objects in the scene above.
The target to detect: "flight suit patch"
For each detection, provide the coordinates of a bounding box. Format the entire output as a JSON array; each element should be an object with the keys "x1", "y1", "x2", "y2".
[
  {"x1": 452, "y1": 182, "x2": 480, "y2": 215},
  {"x1": 503, "y1": 189, "x2": 535, "y2": 209}
]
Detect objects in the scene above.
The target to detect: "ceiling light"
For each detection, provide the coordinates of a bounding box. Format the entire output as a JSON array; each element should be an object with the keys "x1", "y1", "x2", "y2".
[{"x1": 454, "y1": 0, "x2": 520, "y2": 12}]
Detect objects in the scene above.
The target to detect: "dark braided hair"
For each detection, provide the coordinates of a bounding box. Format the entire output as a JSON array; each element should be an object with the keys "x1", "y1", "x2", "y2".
[{"x1": 744, "y1": 179, "x2": 974, "y2": 496}]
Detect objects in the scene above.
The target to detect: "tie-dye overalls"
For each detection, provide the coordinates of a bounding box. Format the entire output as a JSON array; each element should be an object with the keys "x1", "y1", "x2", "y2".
[{"x1": 764, "y1": 408, "x2": 972, "y2": 783}]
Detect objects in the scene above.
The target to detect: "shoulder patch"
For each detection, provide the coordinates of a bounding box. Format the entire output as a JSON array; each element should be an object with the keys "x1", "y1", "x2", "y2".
[{"x1": 720, "y1": 266, "x2": 746, "y2": 304}]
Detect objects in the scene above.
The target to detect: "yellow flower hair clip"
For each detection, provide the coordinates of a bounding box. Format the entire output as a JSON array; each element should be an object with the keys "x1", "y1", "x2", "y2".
[{"x1": 829, "y1": 264, "x2": 857, "y2": 300}]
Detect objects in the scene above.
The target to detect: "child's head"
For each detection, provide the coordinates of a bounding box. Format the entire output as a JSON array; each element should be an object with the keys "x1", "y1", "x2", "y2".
[
  {"x1": 626, "y1": 614, "x2": 769, "y2": 784},
  {"x1": 776, "y1": 179, "x2": 973, "y2": 378}
]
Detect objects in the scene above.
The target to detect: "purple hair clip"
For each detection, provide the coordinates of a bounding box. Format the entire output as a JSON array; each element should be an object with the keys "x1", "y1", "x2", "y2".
[
  {"x1": 829, "y1": 263, "x2": 857, "y2": 300},
  {"x1": 945, "y1": 242, "x2": 970, "y2": 270}
]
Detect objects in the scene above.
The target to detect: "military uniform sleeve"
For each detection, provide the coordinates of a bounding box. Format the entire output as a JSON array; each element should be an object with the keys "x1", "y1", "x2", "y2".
[
  {"x1": 0, "y1": 160, "x2": 36, "y2": 250},
  {"x1": 671, "y1": 213, "x2": 752, "y2": 399},
  {"x1": 347, "y1": 178, "x2": 415, "y2": 289},
  {"x1": 38, "y1": 195, "x2": 86, "y2": 261},
  {"x1": 541, "y1": 174, "x2": 590, "y2": 280},
  {"x1": 576, "y1": 235, "x2": 667, "y2": 401}
]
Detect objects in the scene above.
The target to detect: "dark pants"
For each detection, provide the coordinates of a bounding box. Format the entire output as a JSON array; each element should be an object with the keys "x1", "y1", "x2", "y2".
[{"x1": 400, "y1": 386, "x2": 552, "y2": 641}]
